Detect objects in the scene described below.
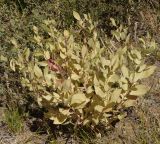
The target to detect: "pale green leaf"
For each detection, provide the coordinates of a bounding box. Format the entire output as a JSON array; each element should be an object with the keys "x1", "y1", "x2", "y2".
[
  {"x1": 11, "y1": 38, "x2": 18, "y2": 47},
  {"x1": 130, "y1": 85, "x2": 148, "y2": 96},
  {"x1": 108, "y1": 74, "x2": 119, "y2": 83},
  {"x1": 34, "y1": 64, "x2": 43, "y2": 77},
  {"x1": 73, "y1": 11, "x2": 81, "y2": 21},
  {"x1": 110, "y1": 54, "x2": 119, "y2": 71},
  {"x1": 59, "y1": 108, "x2": 70, "y2": 115},
  {"x1": 34, "y1": 35, "x2": 41, "y2": 44},
  {"x1": 94, "y1": 105, "x2": 104, "y2": 113},
  {"x1": 94, "y1": 75, "x2": 99, "y2": 86},
  {"x1": 123, "y1": 99, "x2": 136, "y2": 107},
  {"x1": 62, "y1": 79, "x2": 71, "y2": 92},
  {"x1": 44, "y1": 51, "x2": 50, "y2": 60},
  {"x1": 24, "y1": 48, "x2": 30, "y2": 61},
  {"x1": 125, "y1": 34, "x2": 130, "y2": 44},
  {"x1": 60, "y1": 52, "x2": 67, "y2": 59},
  {"x1": 38, "y1": 61, "x2": 48, "y2": 67},
  {"x1": 34, "y1": 51, "x2": 44, "y2": 57},
  {"x1": 33, "y1": 26, "x2": 38, "y2": 34},
  {"x1": 118, "y1": 113, "x2": 127, "y2": 120},
  {"x1": 121, "y1": 65, "x2": 129, "y2": 78},
  {"x1": 129, "y1": 73, "x2": 135, "y2": 83},
  {"x1": 71, "y1": 73, "x2": 80, "y2": 80},
  {"x1": 50, "y1": 113, "x2": 68, "y2": 125},
  {"x1": 134, "y1": 66, "x2": 156, "y2": 82},
  {"x1": 131, "y1": 49, "x2": 141, "y2": 60},
  {"x1": 0, "y1": 55, "x2": 8, "y2": 62},
  {"x1": 134, "y1": 58, "x2": 141, "y2": 65},
  {"x1": 141, "y1": 66, "x2": 156, "y2": 78},
  {"x1": 48, "y1": 43, "x2": 55, "y2": 51},
  {"x1": 52, "y1": 92, "x2": 60, "y2": 103},
  {"x1": 93, "y1": 30, "x2": 97, "y2": 40},
  {"x1": 44, "y1": 73, "x2": 52, "y2": 86},
  {"x1": 83, "y1": 14, "x2": 88, "y2": 20},
  {"x1": 139, "y1": 38, "x2": 146, "y2": 45},
  {"x1": 53, "y1": 92, "x2": 60, "y2": 99},
  {"x1": 70, "y1": 93, "x2": 88, "y2": 108},
  {"x1": 37, "y1": 97, "x2": 42, "y2": 106},
  {"x1": 120, "y1": 77, "x2": 128, "y2": 83},
  {"x1": 73, "y1": 64, "x2": 81, "y2": 71},
  {"x1": 111, "y1": 89, "x2": 122, "y2": 103},
  {"x1": 64, "y1": 30, "x2": 70, "y2": 38},
  {"x1": 83, "y1": 119, "x2": 90, "y2": 125},
  {"x1": 94, "y1": 86, "x2": 105, "y2": 98},
  {"x1": 100, "y1": 57, "x2": 110, "y2": 67},
  {"x1": 92, "y1": 117, "x2": 99, "y2": 125},
  {"x1": 121, "y1": 83, "x2": 128, "y2": 91},
  {"x1": 82, "y1": 45, "x2": 88, "y2": 58},
  {"x1": 86, "y1": 86, "x2": 93, "y2": 94},
  {"x1": 110, "y1": 18, "x2": 117, "y2": 27},
  {"x1": 42, "y1": 95, "x2": 52, "y2": 101},
  {"x1": 10, "y1": 59, "x2": 16, "y2": 71},
  {"x1": 138, "y1": 64, "x2": 147, "y2": 72}
]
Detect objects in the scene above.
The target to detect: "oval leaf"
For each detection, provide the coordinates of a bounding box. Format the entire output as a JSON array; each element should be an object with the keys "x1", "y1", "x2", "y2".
[
  {"x1": 34, "y1": 64, "x2": 43, "y2": 78},
  {"x1": 73, "y1": 11, "x2": 81, "y2": 21},
  {"x1": 121, "y1": 65, "x2": 129, "y2": 78},
  {"x1": 70, "y1": 93, "x2": 87, "y2": 106},
  {"x1": 130, "y1": 85, "x2": 148, "y2": 96}
]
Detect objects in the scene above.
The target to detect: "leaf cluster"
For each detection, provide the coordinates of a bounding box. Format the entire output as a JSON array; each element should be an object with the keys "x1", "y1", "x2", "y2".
[{"x1": 9, "y1": 12, "x2": 156, "y2": 128}]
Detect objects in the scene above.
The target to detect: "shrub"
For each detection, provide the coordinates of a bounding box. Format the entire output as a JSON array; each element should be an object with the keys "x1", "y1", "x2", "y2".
[{"x1": 9, "y1": 12, "x2": 156, "y2": 128}]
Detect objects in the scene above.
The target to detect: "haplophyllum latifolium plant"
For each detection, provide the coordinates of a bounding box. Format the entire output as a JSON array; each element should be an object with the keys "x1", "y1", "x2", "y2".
[{"x1": 10, "y1": 11, "x2": 156, "y2": 128}]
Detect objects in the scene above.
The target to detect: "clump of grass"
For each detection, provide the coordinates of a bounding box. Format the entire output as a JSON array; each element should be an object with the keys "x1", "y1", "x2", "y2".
[{"x1": 4, "y1": 108, "x2": 24, "y2": 133}]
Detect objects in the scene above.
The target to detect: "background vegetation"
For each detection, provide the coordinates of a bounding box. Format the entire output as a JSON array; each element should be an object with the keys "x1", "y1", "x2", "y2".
[{"x1": 0, "y1": 0, "x2": 160, "y2": 143}]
